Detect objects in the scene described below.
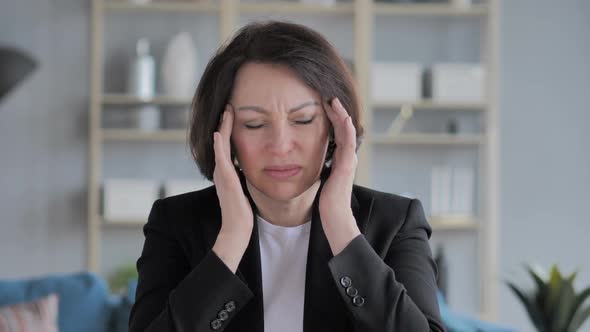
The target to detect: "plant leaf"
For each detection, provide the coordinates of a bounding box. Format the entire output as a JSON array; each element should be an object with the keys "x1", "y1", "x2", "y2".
[
  {"x1": 552, "y1": 277, "x2": 576, "y2": 332},
  {"x1": 526, "y1": 264, "x2": 548, "y2": 308},
  {"x1": 545, "y1": 264, "x2": 564, "y2": 326},
  {"x1": 567, "y1": 269, "x2": 579, "y2": 283},
  {"x1": 506, "y1": 281, "x2": 547, "y2": 331},
  {"x1": 569, "y1": 304, "x2": 590, "y2": 332},
  {"x1": 567, "y1": 286, "x2": 590, "y2": 331}
]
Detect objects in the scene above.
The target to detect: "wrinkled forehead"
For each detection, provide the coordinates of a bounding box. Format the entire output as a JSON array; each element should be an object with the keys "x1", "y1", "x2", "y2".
[{"x1": 230, "y1": 62, "x2": 322, "y2": 110}]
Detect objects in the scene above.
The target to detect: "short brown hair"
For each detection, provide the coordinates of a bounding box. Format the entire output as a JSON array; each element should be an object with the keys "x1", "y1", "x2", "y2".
[{"x1": 189, "y1": 20, "x2": 364, "y2": 181}]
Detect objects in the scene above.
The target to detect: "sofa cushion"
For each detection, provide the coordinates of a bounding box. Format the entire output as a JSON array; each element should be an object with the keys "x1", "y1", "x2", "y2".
[
  {"x1": 0, "y1": 293, "x2": 59, "y2": 332},
  {"x1": 0, "y1": 272, "x2": 115, "y2": 332}
]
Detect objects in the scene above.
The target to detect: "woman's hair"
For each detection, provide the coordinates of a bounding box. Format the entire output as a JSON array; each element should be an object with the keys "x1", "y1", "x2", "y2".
[{"x1": 189, "y1": 20, "x2": 364, "y2": 181}]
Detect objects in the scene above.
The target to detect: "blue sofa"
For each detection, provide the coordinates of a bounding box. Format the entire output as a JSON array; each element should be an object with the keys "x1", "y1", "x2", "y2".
[
  {"x1": 0, "y1": 272, "x2": 516, "y2": 332},
  {"x1": 437, "y1": 290, "x2": 517, "y2": 332},
  {"x1": 0, "y1": 272, "x2": 132, "y2": 332}
]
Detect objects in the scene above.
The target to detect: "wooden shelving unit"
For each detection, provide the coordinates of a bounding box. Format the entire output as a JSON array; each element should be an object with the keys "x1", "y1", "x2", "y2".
[
  {"x1": 88, "y1": 0, "x2": 500, "y2": 320},
  {"x1": 101, "y1": 129, "x2": 187, "y2": 142},
  {"x1": 240, "y1": 2, "x2": 355, "y2": 14},
  {"x1": 104, "y1": 1, "x2": 219, "y2": 12},
  {"x1": 373, "y1": 2, "x2": 488, "y2": 16},
  {"x1": 370, "y1": 133, "x2": 484, "y2": 145},
  {"x1": 372, "y1": 100, "x2": 487, "y2": 111},
  {"x1": 101, "y1": 93, "x2": 192, "y2": 106}
]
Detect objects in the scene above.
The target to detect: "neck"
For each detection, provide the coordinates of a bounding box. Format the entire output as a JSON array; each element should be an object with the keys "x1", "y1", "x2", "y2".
[{"x1": 245, "y1": 179, "x2": 321, "y2": 228}]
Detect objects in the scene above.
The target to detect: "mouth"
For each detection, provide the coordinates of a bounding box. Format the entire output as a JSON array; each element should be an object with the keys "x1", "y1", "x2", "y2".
[{"x1": 263, "y1": 165, "x2": 302, "y2": 180}]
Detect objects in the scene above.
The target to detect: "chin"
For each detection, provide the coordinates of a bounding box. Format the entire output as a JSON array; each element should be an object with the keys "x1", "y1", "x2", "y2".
[{"x1": 257, "y1": 181, "x2": 306, "y2": 201}]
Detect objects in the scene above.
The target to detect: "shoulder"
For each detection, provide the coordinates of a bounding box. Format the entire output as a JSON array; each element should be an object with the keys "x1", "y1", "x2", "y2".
[
  {"x1": 153, "y1": 184, "x2": 221, "y2": 227},
  {"x1": 159, "y1": 184, "x2": 218, "y2": 210},
  {"x1": 351, "y1": 184, "x2": 428, "y2": 237},
  {"x1": 352, "y1": 184, "x2": 414, "y2": 212}
]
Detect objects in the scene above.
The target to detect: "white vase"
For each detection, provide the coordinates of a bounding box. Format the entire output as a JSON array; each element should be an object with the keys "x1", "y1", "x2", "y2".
[{"x1": 161, "y1": 32, "x2": 199, "y2": 98}]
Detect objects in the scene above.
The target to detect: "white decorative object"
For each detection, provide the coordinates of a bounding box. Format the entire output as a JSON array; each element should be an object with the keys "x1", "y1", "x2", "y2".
[
  {"x1": 371, "y1": 62, "x2": 422, "y2": 103},
  {"x1": 127, "y1": 38, "x2": 155, "y2": 99},
  {"x1": 431, "y1": 166, "x2": 475, "y2": 217},
  {"x1": 161, "y1": 32, "x2": 199, "y2": 98},
  {"x1": 431, "y1": 63, "x2": 485, "y2": 103},
  {"x1": 451, "y1": 167, "x2": 474, "y2": 216},
  {"x1": 163, "y1": 179, "x2": 212, "y2": 197},
  {"x1": 127, "y1": 38, "x2": 160, "y2": 131},
  {"x1": 300, "y1": 0, "x2": 336, "y2": 6},
  {"x1": 387, "y1": 104, "x2": 414, "y2": 136},
  {"x1": 431, "y1": 167, "x2": 452, "y2": 216},
  {"x1": 103, "y1": 179, "x2": 160, "y2": 222},
  {"x1": 451, "y1": 0, "x2": 472, "y2": 9}
]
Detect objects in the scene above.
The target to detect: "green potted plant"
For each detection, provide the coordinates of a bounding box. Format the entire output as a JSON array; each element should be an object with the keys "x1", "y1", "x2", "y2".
[
  {"x1": 108, "y1": 262, "x2": 138, "y2": 295},
  {"x1": 506, "y1": 264, "x2": 590, "y2": 332}
]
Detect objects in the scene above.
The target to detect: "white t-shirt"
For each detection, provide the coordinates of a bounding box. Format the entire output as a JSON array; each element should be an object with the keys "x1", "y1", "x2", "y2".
[{"x1": 257, "y1": 214, "x2": 311, "y2": 332}]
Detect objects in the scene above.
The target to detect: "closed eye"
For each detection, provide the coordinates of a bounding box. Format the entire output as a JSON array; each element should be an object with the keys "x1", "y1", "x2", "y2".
[
  {"x1": 244, "y1": 117, "x2": 315, "y2": 130},
  {"x1": 295, "y1": 117, "x2": 314, "y2": 125}
]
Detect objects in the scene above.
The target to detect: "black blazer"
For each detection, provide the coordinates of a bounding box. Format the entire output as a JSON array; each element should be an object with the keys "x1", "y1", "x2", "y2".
[{"x1": 129, "y1": 173, "x2": 446, "y2": 332}]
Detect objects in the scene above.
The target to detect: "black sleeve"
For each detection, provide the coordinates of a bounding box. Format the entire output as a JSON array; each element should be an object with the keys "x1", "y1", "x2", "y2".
[
  {"x1": 129, "y1": 199, "x2": 254, "y2": 332},
  {"x1": 327, "y1": 198, "x2": 446, "y2": 332}
]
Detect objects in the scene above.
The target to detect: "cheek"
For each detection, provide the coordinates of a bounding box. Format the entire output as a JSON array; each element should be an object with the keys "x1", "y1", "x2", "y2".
[{"x1": 231, "y1": 129, "x2": 258, "y2": 162}]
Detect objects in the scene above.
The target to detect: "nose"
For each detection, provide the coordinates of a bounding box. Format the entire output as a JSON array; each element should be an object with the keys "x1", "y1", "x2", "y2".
[{"x1": 267, "y1": 122, "x2": 293, "y2": 156}]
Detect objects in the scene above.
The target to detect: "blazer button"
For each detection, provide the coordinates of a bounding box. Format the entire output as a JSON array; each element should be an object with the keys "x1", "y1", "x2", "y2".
[
  {"x1": 352, "y1": 295, "x2": 365, "y2": 307},
  {"x1": 211, "y1": 319, "x2": 223, "y2": 330},
  {"x1": 340, "y1": 276, "x2": 352, "y2": 288},
  {"x1": 218, "y1": 309, "x2": 229, "y2": 321},
  {"x1": 346, "y1": 286, "x2": 358, "y2": 297},
  {"x1": 225, "y1": 301, "x2": 236, "y2": 312}
]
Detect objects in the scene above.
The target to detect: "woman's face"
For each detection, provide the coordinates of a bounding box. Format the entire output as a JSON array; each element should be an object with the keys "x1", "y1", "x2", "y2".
[{"x1": 229, "y1": 62, "x2": 330, "y2": 201}]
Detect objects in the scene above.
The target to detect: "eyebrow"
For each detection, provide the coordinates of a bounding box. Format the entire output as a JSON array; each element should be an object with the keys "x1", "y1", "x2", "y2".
[{"x1": 234, "y1": 101, "x2": 319, "y2": 114}]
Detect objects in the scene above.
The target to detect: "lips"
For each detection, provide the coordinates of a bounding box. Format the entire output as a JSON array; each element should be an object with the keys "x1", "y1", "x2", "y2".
[{"x1": 264, "y1": 165, "x2": 302, "y2": 180}]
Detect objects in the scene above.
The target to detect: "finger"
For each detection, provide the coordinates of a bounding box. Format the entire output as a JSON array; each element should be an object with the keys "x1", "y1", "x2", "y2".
[
  {"x1": 219, "y1": 105, "x2": 233, "y2": 163},
  {"x1": 213, "y1": 131, "x2": 227, "y2": 166},
  {"x1": 327, "y1": 100, "x2": 357, "y2": 176},
  {"x1": 328, "y1": 98, "x2": 356, "y2": 149}
]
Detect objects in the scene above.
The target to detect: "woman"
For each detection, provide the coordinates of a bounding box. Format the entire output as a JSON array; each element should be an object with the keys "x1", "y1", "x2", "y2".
[{"x1": 129, "y1": 21, "x2": 445, "y2": 332}]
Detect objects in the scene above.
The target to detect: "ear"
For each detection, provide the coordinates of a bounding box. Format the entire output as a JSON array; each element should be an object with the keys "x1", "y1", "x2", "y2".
[{"x1": 230, "y1": 139, "x2": 238, "y2": 165}]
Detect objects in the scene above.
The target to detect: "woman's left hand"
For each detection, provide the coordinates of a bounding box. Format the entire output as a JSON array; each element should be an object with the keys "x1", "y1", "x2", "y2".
[{"x1": 319, "y1": 97, "x2": 361, "y2": 256}]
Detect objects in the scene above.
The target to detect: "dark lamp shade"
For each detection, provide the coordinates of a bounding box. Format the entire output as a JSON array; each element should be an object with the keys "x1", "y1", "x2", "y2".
[{"x1": 0, "y1": 47, "x2": 37, "y2": 102}]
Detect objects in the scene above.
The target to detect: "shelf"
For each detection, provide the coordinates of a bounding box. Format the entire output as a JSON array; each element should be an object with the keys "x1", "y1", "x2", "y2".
[
  {"x1": 372, "y1": 100, "x2": 486, "y2": 111},
  {"x1": 239, "y1": 2, "x2": 355, "y2": 15},
  {"x1": 103, "y1": 1, "x2": 485, "y2": 16},
  {"x1": 102, "y1": 93, "x2": 192, "y2": 106},
  {"x1": 102, "y1": 129, "x2": 187, "y2": 142},
  {"x1": 100, "y1": 215, "x2": 478, "y2": 231},
  {"x1": 102, "y1": 218, "x2": 146, "y2": 228},
  {"x1": 429, "y1": 215, "x2": 478, "y2": 231},
  {"x1": 104, "y1": 1, "x2": 219, "y2": 13},
  {"x1": 370, "y1": 133, "x2": 483, "y2": 145},
  {"x1": 373, "y1": 3, "x2": 488, "y2": 16}
]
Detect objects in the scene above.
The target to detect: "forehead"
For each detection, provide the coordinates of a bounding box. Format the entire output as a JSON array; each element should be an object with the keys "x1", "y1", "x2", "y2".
[{"x1": 230, "y1": 62, "x2": 320, "y2": 105}]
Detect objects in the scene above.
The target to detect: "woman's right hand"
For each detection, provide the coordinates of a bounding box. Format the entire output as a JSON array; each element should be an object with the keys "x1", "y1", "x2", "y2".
[{"x1": 211, "y1": 105, "x2": 254, "y2": 273}]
